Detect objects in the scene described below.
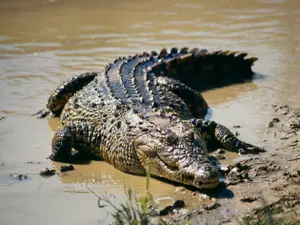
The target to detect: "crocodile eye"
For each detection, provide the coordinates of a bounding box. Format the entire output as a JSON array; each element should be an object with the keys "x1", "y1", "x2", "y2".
[
  {"x1": 49, "y1": 102, "x2": 57, "y2": 109},
  {"x1": 186, "y1": 131, "x2": 195, "y2": 142},
  {"x1": 166, "y1": 134, "x2": 179, "y2": 145}
]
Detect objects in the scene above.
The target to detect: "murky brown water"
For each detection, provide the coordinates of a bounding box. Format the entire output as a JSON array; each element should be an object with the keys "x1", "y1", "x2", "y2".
[{"x1": 0, "y1": 0, "x2": 299, "y2": 224}]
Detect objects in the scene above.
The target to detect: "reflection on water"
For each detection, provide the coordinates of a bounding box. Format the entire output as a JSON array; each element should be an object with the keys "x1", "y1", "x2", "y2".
[{"x1": 0, "y1": 0, "x2": 300, "y2": 224}]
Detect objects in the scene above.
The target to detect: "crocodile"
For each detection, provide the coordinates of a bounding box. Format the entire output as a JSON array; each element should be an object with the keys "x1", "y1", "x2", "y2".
[{"x1": 35, "y1": 47, "x2": 264, "y2": 189}]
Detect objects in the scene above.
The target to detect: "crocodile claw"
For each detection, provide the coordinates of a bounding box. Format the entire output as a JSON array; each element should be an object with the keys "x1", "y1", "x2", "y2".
[{"x1": 237, "y1": 144, "x2": 266, "y2": 155}]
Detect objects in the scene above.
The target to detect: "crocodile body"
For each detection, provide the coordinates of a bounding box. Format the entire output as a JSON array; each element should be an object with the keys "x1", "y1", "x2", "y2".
[{"x1": 37, "y1": 47, "x2": 263, "y2": 189}]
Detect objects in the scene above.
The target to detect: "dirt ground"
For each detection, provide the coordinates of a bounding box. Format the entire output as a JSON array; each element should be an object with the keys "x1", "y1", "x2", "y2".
[{"x1": 164, "y1": 104, "x2": 300, "y2": 225}]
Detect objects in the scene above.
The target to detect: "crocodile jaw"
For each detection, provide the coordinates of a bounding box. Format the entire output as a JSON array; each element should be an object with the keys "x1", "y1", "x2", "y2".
[{"x1": 135, "y1": 138, "x2": 220, "y2": 189}]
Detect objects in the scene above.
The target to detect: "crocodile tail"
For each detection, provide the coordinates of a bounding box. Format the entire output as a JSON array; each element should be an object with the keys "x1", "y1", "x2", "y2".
[{"x1": 150, "y1": 47, "x2": 258, "y2": 91}]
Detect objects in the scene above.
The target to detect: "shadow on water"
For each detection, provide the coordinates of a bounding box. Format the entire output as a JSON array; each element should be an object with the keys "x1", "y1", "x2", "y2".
[
  {"x1": 196, "y1": 71, "x2": 264, "y2": 93},
  {"x1": 207, "y1": 182, "x2": 234, "y2": 199},
  {"x1": 53, "y1": 156, "x2": 234, "y2": 199},
  {"x1": 146, "y1": 175, "x2": 234, "y2": 199}
]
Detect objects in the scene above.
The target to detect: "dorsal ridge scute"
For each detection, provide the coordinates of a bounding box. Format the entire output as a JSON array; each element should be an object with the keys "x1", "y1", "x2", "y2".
[
  {"x1": 105, "y1": 58, "x2": 129, "y2": 104},
  {"x1": 119, "y1": 55, "x2": 150, "y2": 104}
]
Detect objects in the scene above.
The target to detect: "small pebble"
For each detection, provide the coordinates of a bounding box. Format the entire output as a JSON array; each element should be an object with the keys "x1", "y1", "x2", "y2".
[
  {"x1": 39, "y1": 168, "x2": 56, "y2": 176},
  {"x1": 9, "y1": 173, "x2": 28, "y2": 181},
  {"x1": 216, "y1": 149, "x2": 225, "y2": 154},
  {"x1": 220, "y1": 166, "x2": 229, "y2": 173},
  {"x1": 26, "y1": 161, "x2": 41, "y2": 164},
  {"x1": 240, "y1": 196, "x2": 258, "y2": 203},
  {"x1": 272, "y1": 117, "x2": 280, "y2": 123},
  {"x1": 215, "y1": 154, "x2": 227, "y2": 160},
  {"x1": 175, "y1": 186, "x2": 186, "y2": 193},
  {"x1": 60, "y1": 164, "x2": 74, "y2": 172}
]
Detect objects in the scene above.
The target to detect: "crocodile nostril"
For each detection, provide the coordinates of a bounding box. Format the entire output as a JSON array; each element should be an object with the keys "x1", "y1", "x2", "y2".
[
  {"x1": 193, "y1": 166, "x2": 220, "y2": 187},
  {"x1": 166, "y1": 133, "x2": 179, "y2": 145},
  {"x1": 203, "y1": 165, "x2": 213, "y2": 171}
]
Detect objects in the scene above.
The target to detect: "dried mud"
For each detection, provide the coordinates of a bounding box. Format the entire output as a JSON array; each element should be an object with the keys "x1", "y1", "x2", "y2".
[{"x1": 185, "y1": 105, "x2": 300, "y2": 225}]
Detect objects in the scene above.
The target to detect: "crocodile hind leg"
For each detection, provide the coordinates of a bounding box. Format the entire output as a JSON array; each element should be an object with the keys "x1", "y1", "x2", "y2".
[
  {"x1": 50, "y1": 121, "x2": 101, "y2": 163},
  {"x1": 34, "y1": 72, "x2": 98, "y2": 118},
  {"x1": 190, "y1": 118, "x2": 265, "y2": 154}
]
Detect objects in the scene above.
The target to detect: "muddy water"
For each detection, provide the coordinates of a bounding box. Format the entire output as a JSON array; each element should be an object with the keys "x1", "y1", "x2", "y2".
[{"x1": 0, "y1": 0, "x2": 299, "y2": 224}]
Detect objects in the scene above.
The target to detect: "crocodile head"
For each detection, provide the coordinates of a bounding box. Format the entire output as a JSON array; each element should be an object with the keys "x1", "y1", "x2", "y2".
[{"x1": 134, "y1": 121, "x2": 220, "y2": 189}]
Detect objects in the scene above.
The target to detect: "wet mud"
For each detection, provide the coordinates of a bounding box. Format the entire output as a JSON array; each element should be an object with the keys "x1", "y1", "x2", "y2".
[{"x1": 180, "y1": 105, "x2": 300, "y2": 224}]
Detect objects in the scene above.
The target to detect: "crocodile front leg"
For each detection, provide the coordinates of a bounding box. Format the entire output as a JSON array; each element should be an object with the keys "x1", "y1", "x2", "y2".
[
  {"x1": 50, "y1": 126, "x2": 73, "y2": 162},
  {"x1": 50, "y1": 121, "x2": 101, "y2": 162},
  {"x1": 190, "y1": 119, "x2": 265, "y2": 154},
  {"x1": 34, "y1": 72, "x2": 98, "y2": 118}
]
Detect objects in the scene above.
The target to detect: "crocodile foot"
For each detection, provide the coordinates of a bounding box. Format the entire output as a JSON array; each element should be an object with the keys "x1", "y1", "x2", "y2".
[{"x1": 236, "y1": 142, "x2": 265, "y2": 155}]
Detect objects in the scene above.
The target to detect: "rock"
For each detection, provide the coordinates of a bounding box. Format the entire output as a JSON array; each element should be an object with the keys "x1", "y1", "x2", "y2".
[
  {"x1": 268, "y1": 121, "x2": 274, "y2": 127},
  {"x1": 216, "y1": 149, "x2": 225, "y2": 154},
  {"x1": 26, "y1": 161, "x2": 41, "y2": 164},
  {"x1": 215, "y1": 154, "x2": 227, "y2": 160},
  {"x1": 282, "y1": 110, "x2": 289, "y2": 115},
  {"x1": 9, "y1": 173, "x2": 28, "y2": 181},
  {"x1": 220, "y1": 166, "x2": 230, "y2": 173},
  {"x1": 198, "y1": 202, "x2": 221, "y2": 213},
  {"x1": 60, "y1": 164, "x2": 75, "y2": 172},
  {"x1": 39, "y1": 168, "x2": 56, "y2": 176},
  {"x1": 290, "y1": 122, "x2": 300, "y2": 130},
  {"x1": 214, "y1": 149, "x2": 227, "y2": 160},
  {"x1": 174, "y1": 186, "x2": 186, "y2": 193},
  {"x1": 240, "y1": 196, "x2": 258, "y2": 203}
]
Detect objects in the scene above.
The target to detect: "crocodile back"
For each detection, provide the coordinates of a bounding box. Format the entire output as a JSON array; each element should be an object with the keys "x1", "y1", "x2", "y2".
[{"x1": 60, "y1": 47, "x2": 257, "y2": 124}]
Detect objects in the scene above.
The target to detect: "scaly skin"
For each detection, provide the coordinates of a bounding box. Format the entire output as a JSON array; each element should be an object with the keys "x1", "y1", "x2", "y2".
[{"x1": 36, "y1": 47, "x2": 263, "y2": 189}]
